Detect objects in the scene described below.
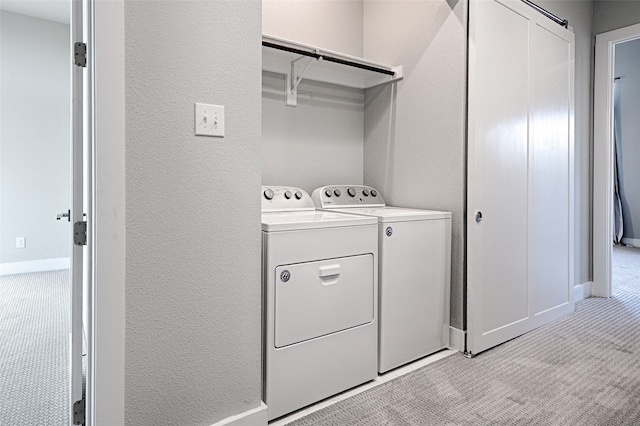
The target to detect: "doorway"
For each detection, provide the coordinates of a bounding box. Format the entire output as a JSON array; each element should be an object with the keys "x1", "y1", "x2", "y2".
[
  {"x1": 0, "y1": 5, "x2": 73, "y2": 425},
  {"x1": 593, "y1": 23, "x2": 640, "y2": 298},
  {"x1": 0, "y1": 1, "x2": 91, "y2": 424}
]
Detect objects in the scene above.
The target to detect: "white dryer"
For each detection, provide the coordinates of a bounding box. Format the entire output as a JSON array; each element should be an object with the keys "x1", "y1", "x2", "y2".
[
  {"x1": 261, "y1": 186, "x2": 378, "y2": 420},
  {"x1": 312, "y1": 185, "x2": 452, "y2": 373}
]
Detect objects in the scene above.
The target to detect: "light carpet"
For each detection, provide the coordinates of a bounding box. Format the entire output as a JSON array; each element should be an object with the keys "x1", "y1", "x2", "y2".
[
  {"x1": 0, "y1": 270, "x2": 70, "y2": 425},
  {"x1": 286, "y1": 246, "x2": 640, "y2": 425}
]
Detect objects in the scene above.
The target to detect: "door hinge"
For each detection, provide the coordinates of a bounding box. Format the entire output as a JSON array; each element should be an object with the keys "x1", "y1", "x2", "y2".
[
  {"x1": 73, "y1": 399, "x2": 85, "y2": 425},
  {"x1": 74, "y1": 42, "x2": 87, "y2": 67},
  {"x1": 74, "y1": 221, "x2": 87, "y2": 246}
]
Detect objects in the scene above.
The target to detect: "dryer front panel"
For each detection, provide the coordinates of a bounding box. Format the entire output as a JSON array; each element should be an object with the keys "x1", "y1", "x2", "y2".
[{"x1": 274, "y1": 254, "x2": 374, "y2": 348}]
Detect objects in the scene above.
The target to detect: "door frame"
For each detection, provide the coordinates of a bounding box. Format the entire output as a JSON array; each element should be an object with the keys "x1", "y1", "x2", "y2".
[
  {"x1": 91, "y1": 0, "x2": 126, "y2": 424},
  {"x1": 593, "y1": 23, "x2": 640, "y2": 298}
]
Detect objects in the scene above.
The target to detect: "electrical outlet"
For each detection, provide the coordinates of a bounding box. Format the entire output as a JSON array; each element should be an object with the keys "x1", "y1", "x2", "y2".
[{"x1": 16, "y1": 237, "x2": 26, "y2": 249}]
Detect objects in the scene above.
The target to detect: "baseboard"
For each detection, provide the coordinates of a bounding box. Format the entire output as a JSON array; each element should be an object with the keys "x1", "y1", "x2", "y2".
[
  {"x1": 0, "y1": 257, "x2": 70, "y2": 276},
  {"x1": 574, "y1": 281, "x2": 593, "y2": 302},
  {"x1": 621, "y1": 238, "x2": 640, "y2": 248},
  {"x1": 448, "y1": 326, "x2": 466, "y2": 353},
  {"x1": 211, "y1": 402, "x2": 268, "y2": 426}
]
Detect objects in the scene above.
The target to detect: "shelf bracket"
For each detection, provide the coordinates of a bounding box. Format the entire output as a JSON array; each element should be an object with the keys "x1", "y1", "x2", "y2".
[{"x1": 286, "y1": 55, "x2": 319, "y2": 107}]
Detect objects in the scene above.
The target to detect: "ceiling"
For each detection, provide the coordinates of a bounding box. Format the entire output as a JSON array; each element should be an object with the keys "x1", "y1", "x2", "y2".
[{"x1": 1, "y1": 0, "x2": 70, "y2": 25}]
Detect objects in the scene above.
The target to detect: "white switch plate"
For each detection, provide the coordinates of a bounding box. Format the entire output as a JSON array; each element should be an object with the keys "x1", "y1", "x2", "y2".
[
  {"x1": 16, "y1": 237, "x2": 25, "y2": 249},
  {"x1": 195, "y1": 103, "x2": 225, "y2": 137}
]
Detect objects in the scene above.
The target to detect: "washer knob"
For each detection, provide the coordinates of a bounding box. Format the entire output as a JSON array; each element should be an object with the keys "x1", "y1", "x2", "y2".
[
  {"x1": 295, "y1": 191, "x2": 303, "y2": 200},
  {"x1": 334, "y1": 189, "x2": 342, "y2": 197},
  {"x1": 347, "y1": 187, "x2": 356, "y2": 197},
  {"x1": 324, "y1": 189, "x2": 332, "y2": 197},
  {"x1": 263, "y1": 189, "x2": 274, "y2": 200},
  {"x1": 284, "y1": 191, "x2": 292, "y2": 199},
  {"x1": 363, "y1": 189, "x2": 370, "y2": 196},
  {"x1": 371, "y1": 189, "x2": 378, "y2": 197}
]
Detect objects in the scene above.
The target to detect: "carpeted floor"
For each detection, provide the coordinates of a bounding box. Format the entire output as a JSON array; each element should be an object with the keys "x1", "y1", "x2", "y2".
[
  {"x1": 286, "y1": 245, "x2": 640, "y2": 425},
  {"x1": 0, "y1": 269, "x2": 70, "y2": 426}
]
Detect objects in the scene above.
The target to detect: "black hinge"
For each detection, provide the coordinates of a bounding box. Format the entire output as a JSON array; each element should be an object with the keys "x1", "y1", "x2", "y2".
[
  {"x1": 73, "y1": 399, "x2": 85, "y2": 425},
  {"x1": 74, "y1": 42, "x2": 87, "y2": 67},
  {"x1": 74, "y1": 221, "x2": 87, "y2": 246}
]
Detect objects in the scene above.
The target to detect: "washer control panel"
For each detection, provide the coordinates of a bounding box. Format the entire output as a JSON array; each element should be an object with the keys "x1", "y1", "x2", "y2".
[
  {"x1": 311, "y1": 185, "x2": 385, "y2": 209},
  {"x1": 261, "y1": 186, "x2": 315, "y2": 212}
]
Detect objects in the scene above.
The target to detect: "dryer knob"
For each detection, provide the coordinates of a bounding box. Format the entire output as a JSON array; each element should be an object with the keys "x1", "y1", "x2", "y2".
[
  {"x1": 363, "y1": 189, "x2": 370, "y2": 196},
  {"x1": 263, "y1": 189, "x2": 274, "y2": 200},
  {"x1": 324, "y1": 189, "x2": 332, "y2": 197},
  {"x1": 295, "y1": 191, "x2": 303, "y2": 200},
  {"x1": 334, "y1": 189, "x2": 342, "y2": 197},
  {"x1": 347, "y1": 187, "x2": 356, "y2": 197},
  {"x1": 284, "y1": 191, "x2": 292, "y2": 199},
  {"x1": 371, "y1": 189, "x2": 378, "y2": 197}
]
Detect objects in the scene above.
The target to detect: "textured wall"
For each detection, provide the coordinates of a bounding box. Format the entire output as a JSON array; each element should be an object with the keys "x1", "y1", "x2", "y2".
[
  {"x1": 0, "y1": 11, "x2": 70, "y2": 264},
  {"x1": 594, "y1": 1, "x2": 640, "y2": 34},
  {"x1": 363, "y1": 0, "x2": 467, "y2": 329},
  {"x1": 615, "y1": 39, "x2": 640, "y2": 243},
  {"x1": 124, "y1": 1, "x2": 263, "y2": 425}
]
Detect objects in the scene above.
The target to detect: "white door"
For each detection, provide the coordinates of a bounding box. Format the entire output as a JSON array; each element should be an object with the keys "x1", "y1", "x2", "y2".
[
  {"x1": 467, "y1": 0, "x2": 574, "y2": 356},
  {"x1": 70, "y1": 0, "x2": 88, "y2": 424}
]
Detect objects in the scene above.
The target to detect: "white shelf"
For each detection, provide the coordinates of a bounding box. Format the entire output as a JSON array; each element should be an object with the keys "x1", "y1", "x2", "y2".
[{"x1": 262, "y1": 34, "x2": 403, "y2": 106}]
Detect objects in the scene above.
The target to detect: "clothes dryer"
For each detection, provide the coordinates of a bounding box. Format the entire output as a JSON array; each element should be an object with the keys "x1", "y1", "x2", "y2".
[
  {"x1": 261, "y1": 186, "x2": 378, "y2": 420},
  {"x1": 312, "y1": 185, "x2": 452, "y2": 373}
]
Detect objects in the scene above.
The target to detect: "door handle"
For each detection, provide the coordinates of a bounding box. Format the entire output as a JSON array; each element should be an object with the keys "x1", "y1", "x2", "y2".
[
  {"x1": 475, "y1": 211, "x2": 483, "y2": 223},
  {"x1": 57, "y1": 209, "x2": 71, "y2": 222}
]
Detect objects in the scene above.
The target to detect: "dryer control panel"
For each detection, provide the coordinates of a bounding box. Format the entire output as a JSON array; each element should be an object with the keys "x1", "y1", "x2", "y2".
[
  {"x1": 261, "y1": 186, "x2": 315, "y2": 212},
  {"x1": 311, "y1": 185, "x2": 385, "y2": 209}
]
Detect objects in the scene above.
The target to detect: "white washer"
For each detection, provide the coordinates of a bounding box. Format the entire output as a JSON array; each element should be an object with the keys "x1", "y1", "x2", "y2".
[
  {"x1": 312, "y1": 185, "x2": 452, "y2": 373},
  {"x1": 261, "y1": 186, "x2": 378, "y2": 420}
]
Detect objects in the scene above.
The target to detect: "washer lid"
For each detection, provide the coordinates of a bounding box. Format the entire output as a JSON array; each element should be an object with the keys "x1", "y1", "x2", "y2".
[
  {"x1": 261, "y1": 210, "x2": 377, "y2": 232},
  {"x1": 327, "y1": 207, "x2": 452, "y2": 223}
]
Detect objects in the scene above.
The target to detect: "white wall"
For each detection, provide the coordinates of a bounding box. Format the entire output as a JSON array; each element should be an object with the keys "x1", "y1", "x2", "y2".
[
  {"x1": 594, "y1": 1, "x2": 640, "y2": 35},
  {"x1": 262, "y1": 72, "x2": 364, "y2": 194},
  {"x1": 363, "y1": 0, "x2": 467, "y2": 329},
  {"x1": 124, "y1": 1, "x2": 264, "y2": 425},
  {"x1": 615, "y1": 39, "x2": 640, "y2": 243},
  {"x1": 262, "y1": 0, "x2": 363, "y2": 56},
  {"x1": 0, "y1": 11, "x2": 70, "y2": 266}
]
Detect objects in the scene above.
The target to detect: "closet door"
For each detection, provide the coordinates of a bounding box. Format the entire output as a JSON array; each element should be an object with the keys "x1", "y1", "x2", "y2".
[{"x1": 467, "y1": 0, "x2": 574, "y2": 356}]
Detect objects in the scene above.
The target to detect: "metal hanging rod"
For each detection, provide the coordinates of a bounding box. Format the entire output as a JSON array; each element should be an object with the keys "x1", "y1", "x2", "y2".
[
  {"x1": 521, "y1": 0, "x2": 568, "y2": 28},
  {"x1": 262, "y1": 41, "x2": 396, "y2": 76}
]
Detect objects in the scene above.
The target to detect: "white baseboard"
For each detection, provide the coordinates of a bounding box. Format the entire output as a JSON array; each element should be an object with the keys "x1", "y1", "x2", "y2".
[
  {"x1": 574, "y1": 281, "x2": 593, "y2": 302},
  {"x1": 0, "y1": 257, "x2": 70, "y2": 276},
  {"x1": 211, "y1": 402, "x2": 268, "y2": 426},
  {"x1": 621, "y1": 238, "x2": 640, "y2": 248},
  {"x1": 448, "y1": 326, "x2": 466, "y2": 353}
]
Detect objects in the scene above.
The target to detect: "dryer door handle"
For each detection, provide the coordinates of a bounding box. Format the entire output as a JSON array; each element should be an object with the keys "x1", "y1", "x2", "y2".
[{"x1": 318, "y1": 264, "x2": 341, "y2": 279}]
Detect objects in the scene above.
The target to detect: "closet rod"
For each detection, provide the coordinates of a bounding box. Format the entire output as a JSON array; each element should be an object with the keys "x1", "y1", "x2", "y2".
[
  {"x1": 521, "y1": 0, "x2": 568, "y2": 28},
  {"x1": 262, "y1": 41, "x2": 396, "y2": 76}
]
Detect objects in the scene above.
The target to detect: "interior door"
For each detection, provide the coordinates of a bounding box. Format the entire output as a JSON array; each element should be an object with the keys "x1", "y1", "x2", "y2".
[
  {"x1": 70, "y1": 0, "x2": 87, "y2": 424},
  {"x1": 467, "y1": 0, "x2": 574, "y2": 356}
]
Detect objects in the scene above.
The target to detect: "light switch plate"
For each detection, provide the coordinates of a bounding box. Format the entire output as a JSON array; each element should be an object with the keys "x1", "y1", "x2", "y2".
[
  {"x1": 195, "y1": 103, "x2": 225, "y2": 137},
  {"x1": 16, "y1": 237, "x2": 25, "y2": 249}
]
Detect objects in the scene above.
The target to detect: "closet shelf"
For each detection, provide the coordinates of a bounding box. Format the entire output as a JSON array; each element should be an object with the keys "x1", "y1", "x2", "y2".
[{"x1": 262, "y1": 34, "x2": 403, "y2": 106}]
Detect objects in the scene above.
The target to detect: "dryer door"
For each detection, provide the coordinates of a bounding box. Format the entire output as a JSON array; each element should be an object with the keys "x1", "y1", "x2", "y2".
[{"x1": 274, "y1": 254, "x2": 374, "y2": 348}]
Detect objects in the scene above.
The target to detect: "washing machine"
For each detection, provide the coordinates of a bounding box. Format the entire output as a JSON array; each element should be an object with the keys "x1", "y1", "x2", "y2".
[
  {"x1": 312, "y1": 185, "x2": 452, "y2": 373},
  {"x1": 261, "y1": 186, "x2": 378, "y2": 420}
]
